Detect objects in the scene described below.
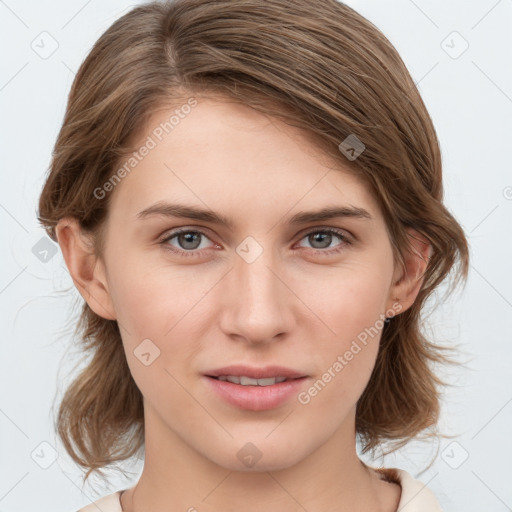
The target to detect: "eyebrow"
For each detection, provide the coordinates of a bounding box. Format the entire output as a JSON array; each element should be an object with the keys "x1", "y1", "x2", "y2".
[{"x1": 136, "y1": 201, "x2": 372, "y2": 229}]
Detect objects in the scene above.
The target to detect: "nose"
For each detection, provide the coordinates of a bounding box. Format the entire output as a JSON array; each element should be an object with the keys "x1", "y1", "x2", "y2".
[{"x1": 218, "y1": 243, "x2": 295, "y2": 345}]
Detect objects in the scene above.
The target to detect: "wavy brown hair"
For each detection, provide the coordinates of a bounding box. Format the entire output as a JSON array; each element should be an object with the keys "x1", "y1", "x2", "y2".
[{"x1": 38, "y1": 0, "x2": 469, "y2": 483}]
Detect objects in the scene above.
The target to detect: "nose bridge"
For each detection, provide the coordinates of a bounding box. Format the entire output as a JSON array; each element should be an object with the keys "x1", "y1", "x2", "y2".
[{"x1": 220, "y1": 237, "x2": 292, "y2": 343}]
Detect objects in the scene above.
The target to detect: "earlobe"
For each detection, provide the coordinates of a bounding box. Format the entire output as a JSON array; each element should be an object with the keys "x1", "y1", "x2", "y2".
[
  {"x1": 387, "y1": 228, "x2": 431, "y2": 315},
  {"x1": 55, "y1": 217, "x2": 117, "y2": 320}
]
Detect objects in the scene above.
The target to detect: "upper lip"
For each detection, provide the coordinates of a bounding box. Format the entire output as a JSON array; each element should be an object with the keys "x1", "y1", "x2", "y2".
[{"x1": 205, "y1": 365, "x2": 307, "y2": 380}]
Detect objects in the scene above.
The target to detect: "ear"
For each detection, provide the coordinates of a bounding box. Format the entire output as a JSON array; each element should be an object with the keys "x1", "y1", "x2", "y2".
[
  {"x1": 55, "y1": 217, "x2": 116, "y2": 320},
  {"x1": 386, "y1": 228, "x2": 431, "y2": 316}
]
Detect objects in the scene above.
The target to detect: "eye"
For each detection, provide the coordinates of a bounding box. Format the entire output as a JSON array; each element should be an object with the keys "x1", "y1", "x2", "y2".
[
  {"x1": 296, "y1": 228, "x2": 350, "y2": 254},
  {"x1": 160, "y1": 229, "x2": 216, "y2": 257},
  {"x1": 159, "y1": 227, "x2": 351, "y2": 258}
]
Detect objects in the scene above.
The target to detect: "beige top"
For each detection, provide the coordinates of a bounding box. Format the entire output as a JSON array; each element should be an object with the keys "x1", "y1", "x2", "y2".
[{"x1": 76, "y1": 467, "x2": 443, "y2": 511}]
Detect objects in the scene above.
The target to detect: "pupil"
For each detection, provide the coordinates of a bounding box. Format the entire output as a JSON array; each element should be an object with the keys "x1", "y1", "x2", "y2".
[
  {"x1": 180, "y1": 232, "x2": 200, "y2": 249},
  {"x1": 311, "y1": 232, "x2": 331, "y2": 249}
]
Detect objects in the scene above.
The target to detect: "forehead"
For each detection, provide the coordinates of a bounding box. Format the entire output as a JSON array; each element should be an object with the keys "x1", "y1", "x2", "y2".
[{"x1": 106, "y1": 97, "x2": 380, "y2": 226}]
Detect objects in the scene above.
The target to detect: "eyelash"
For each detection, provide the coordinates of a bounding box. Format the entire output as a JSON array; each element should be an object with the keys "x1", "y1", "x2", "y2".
[{"x1": 158, "y1": 227, "x2": 352, "y2": 258}]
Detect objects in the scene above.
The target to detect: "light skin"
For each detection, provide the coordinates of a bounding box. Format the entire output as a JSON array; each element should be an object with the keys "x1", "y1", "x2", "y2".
[{"x1": 57, "y1": 96, "x2": 430, "y2": 512}]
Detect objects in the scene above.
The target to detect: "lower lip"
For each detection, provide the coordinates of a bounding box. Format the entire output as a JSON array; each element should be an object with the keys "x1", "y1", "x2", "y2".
[{"x1": 204, "y1": 376, "x2": 308, "y2": 411}]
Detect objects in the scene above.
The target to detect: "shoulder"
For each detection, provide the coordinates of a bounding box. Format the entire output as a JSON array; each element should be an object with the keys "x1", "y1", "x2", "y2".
[
  {"x1": 371, "y1": 466, "x2": 444, "y2": 511},
  {"x1": 75, "y1": 490, "x2": 124, "y2": 512}
]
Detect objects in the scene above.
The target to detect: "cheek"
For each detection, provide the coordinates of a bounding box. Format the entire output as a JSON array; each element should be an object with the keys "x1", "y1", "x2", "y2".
[
  {"x1": 106, "y1": 247, "x2": 208, "y2": 336},
  {"x1": 102, "y1": 254, "x2": 201, "y2": 386},
  {"x1": 105, "y1": 260, "x2": 204, "y2": 407},
  {"x1": 310, "y1": 262, "x2": 392, "y2": 342},
  {"x1": 302, "y1": 265, "x2": 392, "y2": 406}
]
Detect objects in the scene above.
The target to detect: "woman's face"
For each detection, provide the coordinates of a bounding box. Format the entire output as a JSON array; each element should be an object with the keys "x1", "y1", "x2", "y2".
[{"x1": 92, "y1": 96, "x2": 403, "y2": 471}]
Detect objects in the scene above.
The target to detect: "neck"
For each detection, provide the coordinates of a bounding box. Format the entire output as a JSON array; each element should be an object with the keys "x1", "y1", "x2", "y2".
[{"x1": 120, "y1": 404, "x2": 397, "y2": 512}]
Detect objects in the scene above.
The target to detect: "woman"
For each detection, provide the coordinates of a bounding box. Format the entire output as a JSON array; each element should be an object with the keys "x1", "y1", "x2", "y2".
[{"x1": 38, "y1": 0, "x2": 469, "y2": 510}]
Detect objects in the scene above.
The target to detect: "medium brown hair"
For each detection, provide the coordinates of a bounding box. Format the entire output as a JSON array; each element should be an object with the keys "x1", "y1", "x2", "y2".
[{"x1": 38, "y1": 0, "x2": 469, "y2": 482}]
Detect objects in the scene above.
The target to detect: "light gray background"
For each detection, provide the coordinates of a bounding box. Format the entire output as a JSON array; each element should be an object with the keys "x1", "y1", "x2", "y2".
[{"x1": 1, "y1": 0, "x2": 511, "y2": 510}]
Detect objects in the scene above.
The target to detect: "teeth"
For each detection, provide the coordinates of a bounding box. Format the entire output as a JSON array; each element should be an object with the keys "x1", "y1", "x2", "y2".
[
  {"x1": 216, "y1": 376, "x2": 288, "y2": 386},
  {"x1": 240, "y1": 376, "x2": 259, "y2": 385}
]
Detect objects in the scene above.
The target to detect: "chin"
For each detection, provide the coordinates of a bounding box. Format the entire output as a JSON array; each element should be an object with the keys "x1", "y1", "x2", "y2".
[
  {"x1": 220, "y1": 453, "x2": 303, "y2": 473},
  {"x1": 202, "y1": 435, "x2": 313, "y2": 473}
]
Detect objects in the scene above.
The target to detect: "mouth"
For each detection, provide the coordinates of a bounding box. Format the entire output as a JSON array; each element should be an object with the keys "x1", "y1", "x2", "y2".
[
  {"x1": 207, "y1": 375, "x2": 301, "y2": 386},
  {"x1": 203, "y1": 365, "x2": 309, "y2": 411},
  {"x1": 205, "y1": 365, "x2": 307, "y2": 384}
]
